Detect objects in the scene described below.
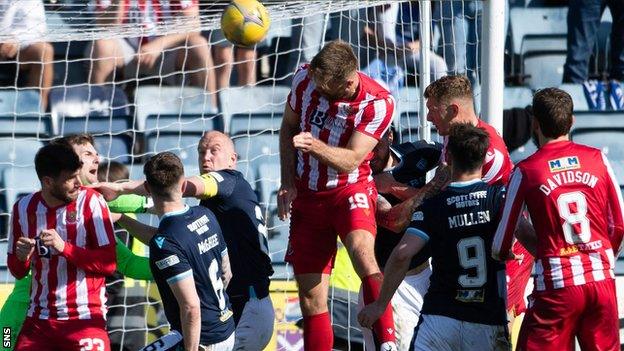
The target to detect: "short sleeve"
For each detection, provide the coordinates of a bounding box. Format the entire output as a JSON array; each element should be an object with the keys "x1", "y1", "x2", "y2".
[
  {"x1": 405, "y1": 206, "x2": 430, "y2": 242},
  {"x1": 287, "y1": 65, "x2": 309, "y2": 115},
  {"x1": 197, "y1": 170, "x2": 238, "y2": 199},
  {"x1": 355, "y1": 95, "x2": 395, "y2": 140},
  {"x1": 150, "y1": 235, "x2": 192, "y2": 285}
]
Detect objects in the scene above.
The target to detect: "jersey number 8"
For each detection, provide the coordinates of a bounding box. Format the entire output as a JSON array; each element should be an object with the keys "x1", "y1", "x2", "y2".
[{"x1": 557, "y1": 191, "x2": 591, "y2": 245}]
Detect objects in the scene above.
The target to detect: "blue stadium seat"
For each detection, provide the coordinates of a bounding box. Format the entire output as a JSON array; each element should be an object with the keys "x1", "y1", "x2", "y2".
[
  {"x1": 218, "y1": 86, "x2": 290, "y2": 134},
  {"x1": 144, "y1": 132, "x2": 203, "y2": 166},
  {"x1": 504, "y1": 87, "x2": 533, "y2": 109},
  {"x1": 144, "y1": 114, "x2": 223, "y2": 134},
  {"x1": 50, "y1": 85, "x2": 131, "y2": 135},
  {"x1": 509, "y1": 7, "x2": 568, "y2": 56},
  {"x1": 0, "y1": 115, "x2": 52, "y2": 136},
  {"x1": 135, "y1": 86, "x2": 217, "y2": 131},
  {"x1": 395, "y1": 87, "x2": 421, "y2": 117},
  {"x1": 558, "y1": 84, "x2": 590, "y2": 111},
  {"x1": 0, "y1": 138, "x2": 44, "y2": 176},
  {"x1": 59, "y1": 115, "x2": 134, "y2": 135},
  {"x1": 524, "y1": 53, "x2": 567, "y2": 89},
  {"x1": 2, "y1": 167, "x2": 40, "y2": 211},
  {"x1": 0, "y1": 89, "x2": 43, "y2": 117},
  {"x1": 229, "y1": 113, "x2": 283, "y2": 137},
  {"x1": 233, "y1": 131, "x2": 280, "y2": 187},
  {"x1": 94, "y1": 135, "x2": 134, "y2": 164}
]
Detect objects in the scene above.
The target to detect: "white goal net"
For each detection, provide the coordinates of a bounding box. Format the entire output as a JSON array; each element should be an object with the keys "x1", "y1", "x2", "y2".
[{"x1": 0, "y1": 1, "x2": 486, "y2": 350}]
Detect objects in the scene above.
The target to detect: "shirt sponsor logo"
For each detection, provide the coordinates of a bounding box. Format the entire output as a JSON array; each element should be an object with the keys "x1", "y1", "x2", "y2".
[
  {"x1": 310, "y1": 110, "x2": 329, "y2": 128},
  {"x1": 155, "y1": 254, "x2": 180, "y2": 270},
  {"x1": 548, "y1": 156, "x2": 580, "y2": 172},
  {"x1": 186, "y1": 215, "x2": 209, "y2": 235}
]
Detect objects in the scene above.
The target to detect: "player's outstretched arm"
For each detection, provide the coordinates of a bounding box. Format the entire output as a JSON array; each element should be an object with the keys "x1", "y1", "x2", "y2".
[
  {"x1": 377, "y1": 193, "x2": 425, "y2": 233},
  {"x1": 89, "y1": 180, "x2": 148, "y2": 201},
  {"x1": 115, "y1": 237, "x2": 153, "y2": 280},
  {"x1": 278, "y1": 103, "x2": 301, "y2": 220},
  {"x1": 358, "y1": 232, "x2": 427, "y2": 328},
  {"x1": 170, "y1": 275, "x2": 201, "y2": 351},
  {"x1": 117, "y1": 214, "x2": 158, "y2": 245}
]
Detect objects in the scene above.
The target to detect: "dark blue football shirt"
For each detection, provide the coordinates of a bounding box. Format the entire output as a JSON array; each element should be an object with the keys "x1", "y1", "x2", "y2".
[
  {"x1": 406, "y1": 180, "x2": 507, "y2": 325},
  {"x1": 149, "y1": 205, "x2": 235, "y2": 345}
]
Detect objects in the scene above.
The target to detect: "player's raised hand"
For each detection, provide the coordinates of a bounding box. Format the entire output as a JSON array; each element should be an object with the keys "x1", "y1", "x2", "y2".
[
  {"x1": 277, "y1": 184, "x2": 297, "y2": 220},
  {"x1": 87, "y1": 182, "x2": 123, "y2": 201},
  {"x1": 293, "y1": 132, "x2": 315, "y2": 153},
  {"x1": 15, "y1": 237, "x2": 35, "y2": 262},
  {"x1": 40, "y1": 229, "x2": 65, "y2": 253},
  {"x1": 357, "y1": 301, "x2": 385, "y2": 329}
]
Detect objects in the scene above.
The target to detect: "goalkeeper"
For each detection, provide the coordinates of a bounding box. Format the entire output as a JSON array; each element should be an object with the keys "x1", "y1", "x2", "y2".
[{"x1": 0, "y1": 134, "x2": 153, "y2": 351}]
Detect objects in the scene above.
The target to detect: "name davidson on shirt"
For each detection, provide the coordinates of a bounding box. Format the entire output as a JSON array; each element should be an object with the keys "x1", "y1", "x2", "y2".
[{"x1": 539, "y1": 171, "x2": 598, "y2": 196}]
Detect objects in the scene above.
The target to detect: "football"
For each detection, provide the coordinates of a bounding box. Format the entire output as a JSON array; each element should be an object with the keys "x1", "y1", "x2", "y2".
[{"x1": 220, "y1": 0, "x2": 271, "y2": 47}]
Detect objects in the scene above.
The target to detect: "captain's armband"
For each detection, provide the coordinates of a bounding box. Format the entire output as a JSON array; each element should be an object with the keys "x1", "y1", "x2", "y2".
[{"x1": 196, "y1": 173, "x2": 220, "y2": 199}]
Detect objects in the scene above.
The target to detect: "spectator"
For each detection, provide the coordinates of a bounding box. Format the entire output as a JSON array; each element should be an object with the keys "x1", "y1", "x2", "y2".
[
  {"x1": 0, "y1": 0, "x2": 53, "y2": 110},
  {"x1": 90, "y1": 0, "x2": 217, "y2": 106},
  {"x1": 563, "y1": 0, "x2": 624, "y2": 109},
  {"x1": 363, "y1": 3, "x2": 447, "y2": 86}
]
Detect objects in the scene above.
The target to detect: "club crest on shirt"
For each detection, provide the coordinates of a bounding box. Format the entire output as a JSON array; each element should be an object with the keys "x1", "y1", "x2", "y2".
[
  {"x1": 66, "y1": 210, "x2": 78, "y2": 224},
  {"x1": 338, "y1": 103, "x2": 355, "y2": 116},
  {"x1": 548, "y1": 156, "x2": 580, "y2": 173}
]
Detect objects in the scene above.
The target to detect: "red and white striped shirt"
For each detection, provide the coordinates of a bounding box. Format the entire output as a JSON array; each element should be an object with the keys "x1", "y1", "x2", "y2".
[
  {"x1": 441, "y1": 119, "x2": 514, "y2": 186},
  {"x1": 288, "y1": 64, "x2": 395, "y2": 191},
  {"x1": 493, "y1": 141, "x2": 624, "y2": 291},
  {"x1": 7, "y1": 188, "x2": 116, "y2": 320}
]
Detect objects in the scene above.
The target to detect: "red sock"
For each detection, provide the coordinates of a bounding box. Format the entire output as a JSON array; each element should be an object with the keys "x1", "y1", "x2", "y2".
[
  {"x1": 303, "y1": 311, "x2": 333, "y2": 351},
  {"x1": 362, "y1": 273, "x2": 396, "y2": 346}
]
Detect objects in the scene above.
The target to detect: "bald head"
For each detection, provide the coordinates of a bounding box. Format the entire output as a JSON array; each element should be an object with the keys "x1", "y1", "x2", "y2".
[{"x1": 198, "y1": 131, "x2": 238, "y2": 173}]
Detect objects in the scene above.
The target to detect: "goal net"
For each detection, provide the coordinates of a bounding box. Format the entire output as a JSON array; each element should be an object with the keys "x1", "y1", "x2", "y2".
[{"x1": 0, "y1": 1, "x2": 485, "y2": 350}]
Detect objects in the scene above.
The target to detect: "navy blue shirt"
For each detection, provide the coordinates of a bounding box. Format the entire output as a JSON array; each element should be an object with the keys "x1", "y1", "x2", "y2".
[
  {"x1": 406, "y1": 180, "x2": 507, "y2": 325},
  {"x1": 375, "y1": 140, "x2": 441, "y2": 270},
  {"x1": 199, "y1": 170, "x2": 273, "y2": 298},
  {"x1": 149, "y1": 206, "x2": 235, "y2": 345}
]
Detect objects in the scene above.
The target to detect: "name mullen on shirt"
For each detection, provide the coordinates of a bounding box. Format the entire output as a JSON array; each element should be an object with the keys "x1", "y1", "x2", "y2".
[
  {"x1": 539, "y1": 171, "x2": 599, "y2": 196},
  {"x1": 448, "y1": 210, "x2": 491, "y2": 229}
]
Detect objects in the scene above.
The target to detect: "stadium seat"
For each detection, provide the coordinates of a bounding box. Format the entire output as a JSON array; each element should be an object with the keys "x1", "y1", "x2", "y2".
[
  {"x1": 503, "y1": 87, "x2": 533, "y2": 109},
  {"x1": 50, "y1": 85, "x2": 131, "y2": 135},
  {"x1": 2, "y1": 167, "x2": 40, "y2": 211},
  {"x1": 0, "y1": 138, "x2": 44, "y2": 177},
  {"x1": 523, "y1": 53, "x2": 567, "y2": 89},
  {"x1": 571, "y1": 112, "x2": 624, "y2": 185},
  {"x1": 144, "y1": 131, "x2": 203, "y2": 166},
  {"x1": 94, "y1": 134, "x2": 134, "y2": 164},
  {"x1": 134, "y1": 85, "x2": 218, "y2": 131},
  {"x1": 0, "y1": 89, "x2": 43, "y2": 117},
  {"x1": 229, "y1": 113, "x2": 283, "y2": 137},
  {"x1": 509, "y1": 7, "x2": 568, "y2": 56},
  {"x1": 144, "y1": 114, "x2": 223, "y2": 134},
  {"x1": 395, "y1": 87, "x2": 421, "y2": 117},
  {"x1": 558, "y1": 84, "x2": 590, "y2": 111},
  {"x1": 0, "y1": 115, "x2": 52, "y2": 136},
  {"x1": 59, "y1": 115, "x2": 134, "y2": 135},
  {"x1": 218, "y1": 86, "x2": 290, "y2": 134},
  {"x1": 233, "y1": 131, "x2": 280, "y2": 186}
]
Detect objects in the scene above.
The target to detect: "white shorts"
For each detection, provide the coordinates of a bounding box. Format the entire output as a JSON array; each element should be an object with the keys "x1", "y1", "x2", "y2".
[
  {"x1": 413, "y1": 314, "x2": 510, "y2": 351},
  {"x1": 233, "y1": 296, "x2": 275, "y2": 350},
  {"x1": 360, "y1": 266, "x2": 431, "y2": 351},
  {"x1": 202, "y1": 332, "x2": 235, "y2": 351}
]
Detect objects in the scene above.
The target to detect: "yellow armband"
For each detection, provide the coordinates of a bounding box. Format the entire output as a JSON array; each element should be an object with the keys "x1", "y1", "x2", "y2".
[{"x1": 197, "y1": 173, "x2": 219, "y2": 199}]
